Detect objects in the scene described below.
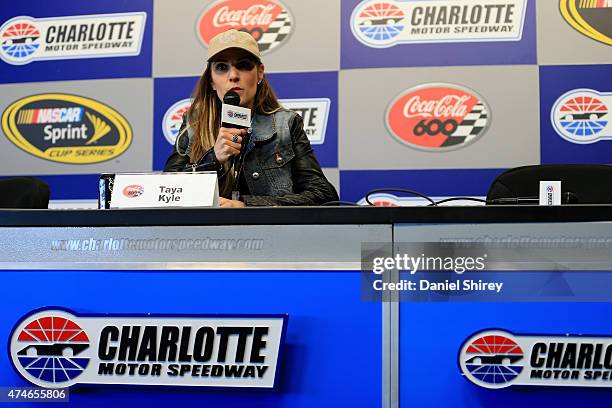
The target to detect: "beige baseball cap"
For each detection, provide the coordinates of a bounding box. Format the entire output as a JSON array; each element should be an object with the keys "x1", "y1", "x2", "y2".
[{"x1": 207, "y1": 29, "x2": 262, "y2": 61}]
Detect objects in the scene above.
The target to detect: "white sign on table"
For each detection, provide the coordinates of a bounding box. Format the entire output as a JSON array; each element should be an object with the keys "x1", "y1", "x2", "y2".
[{"x1": 110, "y1": 172, "x2": 219, "y2": 208}]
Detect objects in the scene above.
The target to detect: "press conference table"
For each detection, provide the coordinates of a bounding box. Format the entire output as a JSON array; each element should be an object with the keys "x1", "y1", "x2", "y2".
[{"x1": 1, "y1": 206, "x2": 611, "y2": 408}]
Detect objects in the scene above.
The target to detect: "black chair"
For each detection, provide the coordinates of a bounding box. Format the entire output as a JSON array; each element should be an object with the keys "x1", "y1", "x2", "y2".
[
  {"x1": 0, "y1": 177, "x2": 50, "y2": 209},
  {"x1": 486, "y1": 164, "x2": 612, "y2": 205}
]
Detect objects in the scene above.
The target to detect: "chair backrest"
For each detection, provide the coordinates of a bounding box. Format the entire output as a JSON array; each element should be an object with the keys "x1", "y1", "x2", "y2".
[
  {"x1": 0, "y1": 177, "x2": 50, "y2": 209},
  {"x1": 486, "y1": 164, "x2": 612, "y2": 204}
]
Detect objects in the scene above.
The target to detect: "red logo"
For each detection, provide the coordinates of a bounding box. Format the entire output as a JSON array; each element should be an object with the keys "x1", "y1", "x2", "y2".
[
  {"x1": 461, "y1": 331, "x2": 524, "y2": 388},
  {"x1": 122, "y1": 185, "x2": 144, "y2": 198},
  {"x1": 197, "y1": 0, "x2": 293, "y2": 53},
  {"x1": 386, "y1": 83, "x2": 490, "y2": 151},
  {"x1": 11, "y1": 311, "x2": 91, "y2": 387}
]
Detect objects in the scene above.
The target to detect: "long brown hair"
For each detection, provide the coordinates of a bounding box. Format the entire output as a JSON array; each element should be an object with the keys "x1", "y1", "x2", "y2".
[{"x1": 187, "y1": 62, "x2": 282, "y2": 197}]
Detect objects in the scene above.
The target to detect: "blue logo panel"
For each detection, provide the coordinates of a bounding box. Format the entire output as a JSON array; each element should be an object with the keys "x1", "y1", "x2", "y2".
[
  {"x1": 153, "y1": 76, "x2": 199, "y2": 171},
  {"x1": 154, "y1": 71, "x2": 338, "y2": 170},
  {"x1": 540, "y1": 64, "x2": 612, "y2": 164},
  {"x1": 400, "y1": 302, "x2": 612, "y2": 407},
  {"x1": 268, "y1": 71, "x2": 338, "y2": 168},
  {"x1": 341, "y1": 0, "x2": 536, "y2": 69},
  {"x1": 339, "y1": 169, "x2": 505, "y2": 203},
  {"x1": 0, "y1": 270, "x2": 381, "y2": 406},
  {"x1": 0, "y1": 0, "x2": 152, "y2": 83}
]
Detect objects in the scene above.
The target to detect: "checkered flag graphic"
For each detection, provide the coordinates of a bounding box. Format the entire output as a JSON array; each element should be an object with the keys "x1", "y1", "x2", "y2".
[
  {"x1": 441, "y1": 102, "x2": 488, "y2": 147},
  {"x1": 258, "y1": 11, "x2": 292, "y2": 52}
]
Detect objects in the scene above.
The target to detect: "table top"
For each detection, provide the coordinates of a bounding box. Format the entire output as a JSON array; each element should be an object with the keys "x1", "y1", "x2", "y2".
[{"x1": 0, "y1": 205, "x2": 611, "y2": 227}]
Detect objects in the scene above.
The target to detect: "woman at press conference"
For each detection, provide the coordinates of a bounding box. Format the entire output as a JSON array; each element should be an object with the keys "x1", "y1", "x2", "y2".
[{"x1": 164, "y1": 29, "x2": 338, "y2": 207}]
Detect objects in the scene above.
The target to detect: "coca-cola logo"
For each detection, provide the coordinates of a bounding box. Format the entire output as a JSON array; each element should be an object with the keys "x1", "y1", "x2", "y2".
[
  {"x1": 122, "y1": 185, "x2": 144, "y2": 198},
  {"x1": 197, "y1": 0, "x2": 293, "y2": 54},
  {"x1": 386, "y1": 84, "x2": 491, "y2": 151}
]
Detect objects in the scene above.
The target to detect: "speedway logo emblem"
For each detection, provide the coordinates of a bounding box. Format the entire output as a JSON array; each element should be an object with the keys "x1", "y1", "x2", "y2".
[
  {"x1": 386, "y1": 83, "x2": 490, "y2": 151},
  {"x1": 198, "y1": 0, "x2": 293, "y2": 54},
  {"x1": 162, "y1": 99, "x2": 192, "y2": 145},
  {"x1": 350, "y1": 0, "x2": 527, "y2": 48},
  {"x1": 1, "y1": 94, "x2": 132, "y2": 164},
  {"x1": 280, "y1": 98, "x2": 330, "y2": 145},
  {"x1": 0, "y1": 12, "x2": 146, "y2": 65},
  {"x1": 551, "y1": 89, "x2": 611, "y2": 144},
  {"x1": 11, "y1": 312, "x2": 90, "y2": 385},
  {"x1": 560, "y1": 0, "x2": 611, "y2": 46},
  {"x1": 10, "y1": 309, "x2": 286, "y2": 388},
  {"x1": 123, "y1": 185, "x2": 144, "y2": 198},
  {"x1": 460, "y1": 329, "x2": 612, "y2": 388}
]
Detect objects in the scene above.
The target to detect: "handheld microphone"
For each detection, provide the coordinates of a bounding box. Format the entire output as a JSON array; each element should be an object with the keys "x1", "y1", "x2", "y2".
[
  {"x1": 220, "y1": 91, "x2": 251, "y2": 199},
  {"x1": 221, "y1": 90, "x2": 251, "y2": 130},
  {"x1": 221, "y1": 91, "x2": 251, "y2": 169}
]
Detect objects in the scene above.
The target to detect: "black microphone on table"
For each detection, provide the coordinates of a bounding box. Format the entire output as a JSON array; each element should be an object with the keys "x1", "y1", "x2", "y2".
[
  {"x1": 489, "y1": 191, "x2": 579, "y2": 205},
  {"x1": 221, "y1": 90, "x2": 251, "y2": 198},
  {"x1": 562, "y1": 191, "x2": 579, "y2": 204}
]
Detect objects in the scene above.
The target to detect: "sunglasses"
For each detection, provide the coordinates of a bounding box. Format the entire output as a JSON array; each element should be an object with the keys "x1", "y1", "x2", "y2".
[{"x1": 210, "y1": 58, "x2": 258, "y2": 74}]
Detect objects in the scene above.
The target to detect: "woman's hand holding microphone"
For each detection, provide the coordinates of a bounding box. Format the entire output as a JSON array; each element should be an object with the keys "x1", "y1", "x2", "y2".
[
  {"x1": 214, "y1": 127, "x2": 248, "y2": 165},
  {"x1": 214, "y1": 127, "x2": 248, "y2": 207}
]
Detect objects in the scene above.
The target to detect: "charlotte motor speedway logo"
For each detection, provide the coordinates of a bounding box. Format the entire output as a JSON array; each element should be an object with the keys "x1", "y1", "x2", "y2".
[
  {"x1": 386, "y1": 83, "x2": 490, "y2": 151},
  {"x1": 1, "y1": 93, "x2": 132, "y2": 164},
  {"x1": 162, "y1": 97, "x2": 329, "y2": 146},
  {"x1": 280, "y1": 98, "x2": 330, "y2": 145},
  {"x1": 162, "y1": 99, "x2": 192, "y2": 145},
  {"x1": 560, "y1": 0, "x2": 612, "y2": 46},
  {"x1": 198, "y1": 0, "x2": 293, "y2": 54},
  {"x1": 350, "y1": 0, "x2": 527, "y2": 48},
  {"x1": 460, "y1": 329, "x2": 612, "y2": 389},
  {"x1": 551, "y1": 88, "x2": 611, "y2": 144},
  {"x1": 10, "y1": 308, "x2": 286, "y2": 388},
  {"x1": 11, "y1": 311, "x2": 90, "y2": 385},
  {"x1": 0, "y1": 12, "x2": 146, "y2": 65}
]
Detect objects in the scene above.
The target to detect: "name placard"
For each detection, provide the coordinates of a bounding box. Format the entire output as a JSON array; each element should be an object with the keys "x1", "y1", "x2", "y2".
[
  {"x1": 539, "y1": 181, "x2": 561, "y2": 206},
  {"x1": 110, "y1": 172, "x2": 219, "y2": 208}
]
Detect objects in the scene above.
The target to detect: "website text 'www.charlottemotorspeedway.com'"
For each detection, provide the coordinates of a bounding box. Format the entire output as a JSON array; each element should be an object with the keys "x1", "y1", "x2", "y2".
[{"x1": 50, "y1": 237, "x2": 264, "y2": 252}]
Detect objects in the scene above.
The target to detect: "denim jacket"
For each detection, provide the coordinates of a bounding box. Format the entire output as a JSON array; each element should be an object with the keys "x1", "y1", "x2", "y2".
[{"x1": 164, "y1": 109, "x2": 338, "y2": 206}]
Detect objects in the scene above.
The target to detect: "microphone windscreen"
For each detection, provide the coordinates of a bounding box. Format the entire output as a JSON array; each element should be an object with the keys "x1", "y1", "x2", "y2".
[
  {"x1": 223, "y1": 90, "x2": 240, "y2": 106},
  {"x1": 562, "y1": 191, "x2": 579, "y2": 204}
]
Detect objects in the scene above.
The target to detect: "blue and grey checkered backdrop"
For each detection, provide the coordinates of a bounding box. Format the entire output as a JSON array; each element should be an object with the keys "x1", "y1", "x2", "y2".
[{"x1": 0, "y1": 0, "x2": 610, "y2": 207}]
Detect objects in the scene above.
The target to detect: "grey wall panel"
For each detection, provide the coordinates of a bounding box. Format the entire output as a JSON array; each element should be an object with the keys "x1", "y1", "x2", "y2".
[
  {"x1": 322, "y1": 167, "x2": 340, "y2": 194},
  {"x1": 0, "y1": 78, "x2": 152, "y2": 175},
  {"x1": 153, "y1": 0, "x2": 340, "y2": 78},
  {"x1": 339, "y1": 65, "x2": 540, "y2": 170},
  {"x1": 537, "y1": 1, "x2": 612, "y2": 65}
]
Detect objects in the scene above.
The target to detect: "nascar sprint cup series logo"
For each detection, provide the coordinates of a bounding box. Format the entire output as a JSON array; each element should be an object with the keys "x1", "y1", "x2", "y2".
[
  {"x1": 386, "y1": 83, "x2": 490, "y2": 151},
  {"x1": 551, "y1": 88, "x2": 611, "y2": 144},
  {"x1": 560, "y1": 0, "x2": 611, "y2": 46},
  {"x1": 460, "y1": 329, "x2": 612, "y2": 389},
  {"x1": 1, "y1": 94, "x2": 132, "y2": 164},
  {"x1": 198, "y1": 0, "x2": 293, "y2": 54},
  {"x1": 351, "y1": 0, "x2": 527, "y2": 48},
  {"x1": 0, "y1": 12, "x2": 146, "y2": 65},
  {"x1": 10, "y1": 309, "x2": 286, "y2": 388}
]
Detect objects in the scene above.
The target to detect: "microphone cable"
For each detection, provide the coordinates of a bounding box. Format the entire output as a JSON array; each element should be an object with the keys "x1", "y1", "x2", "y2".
[
  {"x1": 428, "y1": 197, "x2": 488, "y2": 206},
  {"x1": 321, "y1": 201, "x2": 361, "y2": 206},
  {"x1": 365, "y1": 188, "x2": 436, "y2": 206}
]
